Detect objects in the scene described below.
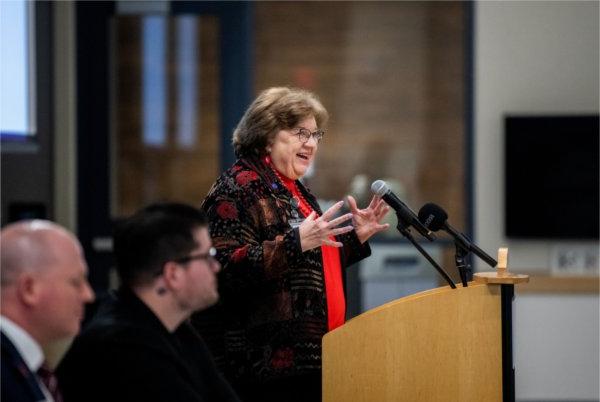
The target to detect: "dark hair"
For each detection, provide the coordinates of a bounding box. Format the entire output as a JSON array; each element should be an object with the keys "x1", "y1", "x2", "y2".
[
  {"x1": 232, "y1": 87, "x2": 329, "y2": 158},
  {"x1": 113, "y1": 203, "x2": 208, "y2": 287}
]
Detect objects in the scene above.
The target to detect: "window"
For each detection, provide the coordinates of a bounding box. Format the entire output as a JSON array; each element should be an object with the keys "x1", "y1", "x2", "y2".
[{"x1": 0, "y1": 0, "x2": 35, "y2": 139}]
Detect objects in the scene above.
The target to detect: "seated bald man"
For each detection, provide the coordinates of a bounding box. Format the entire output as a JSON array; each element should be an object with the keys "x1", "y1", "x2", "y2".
[
  {"x1": 1, "y1": 220, "x2": 95, "y2": 402},
  {"x1": 57, "y1": 203, "x2": 240, "y2": 402}
]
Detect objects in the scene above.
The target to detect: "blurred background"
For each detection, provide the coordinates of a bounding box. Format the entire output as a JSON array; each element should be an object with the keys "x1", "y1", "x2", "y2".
[{"x1": 1, "y1": 1, "x2": 598, "y2": 401}]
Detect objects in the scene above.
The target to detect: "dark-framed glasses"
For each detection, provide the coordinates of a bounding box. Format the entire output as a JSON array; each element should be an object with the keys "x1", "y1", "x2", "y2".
[
  {"x1": 292, "y1": 127, "x2": 325, "y2": 143},
  {"x1": 174, "y1": 247, "x2": 217, "y2": 264}
]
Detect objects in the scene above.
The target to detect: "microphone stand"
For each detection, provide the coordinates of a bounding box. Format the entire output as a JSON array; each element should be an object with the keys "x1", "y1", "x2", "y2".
[
  {"x1": 395, "y1": 212, "x2": 456, "y2": 289},
  {"x1": 445, "y1": 225, "x2": 497, "y2": 268},
  {"x1": 446, "y1": 227, "x2": 496, "y2": 287},
  {"x1": 454, "y1": 243, "x2": 471, "y2": 287}
]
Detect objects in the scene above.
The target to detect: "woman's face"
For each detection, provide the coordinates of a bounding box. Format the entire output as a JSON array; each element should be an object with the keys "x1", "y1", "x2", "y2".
[{"x1": 269, "y1": 116, "x2": 320, "y2": 180}]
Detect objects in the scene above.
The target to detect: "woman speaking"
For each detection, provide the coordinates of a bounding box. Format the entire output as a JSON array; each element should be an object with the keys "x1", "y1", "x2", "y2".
[{"x1": 193, "y1": 87, "x2": 389, "y2": 402}]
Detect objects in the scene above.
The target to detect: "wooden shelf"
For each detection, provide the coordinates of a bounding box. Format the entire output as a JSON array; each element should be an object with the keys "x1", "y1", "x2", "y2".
[{"x1": 515, "y1": 275, "x2": 599, "y2": 294}]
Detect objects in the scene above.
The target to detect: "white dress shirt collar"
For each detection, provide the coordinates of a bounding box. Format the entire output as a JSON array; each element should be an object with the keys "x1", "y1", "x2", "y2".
[{"x1": 0, "y1": 314, "x2": 45, "y2": 372}]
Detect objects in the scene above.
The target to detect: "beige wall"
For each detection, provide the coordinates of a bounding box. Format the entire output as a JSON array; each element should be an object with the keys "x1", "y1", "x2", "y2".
[{"x1": 475, "y1": 2, "x2": 599, "y2": 400}]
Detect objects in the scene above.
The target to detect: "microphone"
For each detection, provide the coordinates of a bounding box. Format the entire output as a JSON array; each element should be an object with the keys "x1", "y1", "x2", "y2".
[
  {"x1": 418, "y1": 203, "x2": 497, "y2": 268},
  {"x1": 371, "y1": 180, "x2": 435, "y2": 241}
]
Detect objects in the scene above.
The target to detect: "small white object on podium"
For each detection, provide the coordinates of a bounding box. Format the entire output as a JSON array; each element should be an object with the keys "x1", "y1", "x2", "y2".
[{"x1": 474, "y1": 247, "x2": 530, "y2": 285}]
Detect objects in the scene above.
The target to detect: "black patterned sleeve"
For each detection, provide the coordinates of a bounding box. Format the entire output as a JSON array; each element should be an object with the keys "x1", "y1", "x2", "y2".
[
  {"x1": 203, "y1": 184, "x2": 307, "y2": 294},
  {"x1": 337, "y1": 229, "x2": 371, "y2": 268}
]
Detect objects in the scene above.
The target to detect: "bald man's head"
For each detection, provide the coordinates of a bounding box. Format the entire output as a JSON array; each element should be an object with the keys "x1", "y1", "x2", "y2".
[
  {"x1": 1, "y1": 220, "x2": 77, "y2": 287},
  {"x1": 0, "y1": 220, "x2": 95, "y2": 344}
]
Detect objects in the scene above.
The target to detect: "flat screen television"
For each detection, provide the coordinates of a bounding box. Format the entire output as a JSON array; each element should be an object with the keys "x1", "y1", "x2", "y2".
[{"x1": 504, "y1": 115, "x2": 599, "y2": 239}]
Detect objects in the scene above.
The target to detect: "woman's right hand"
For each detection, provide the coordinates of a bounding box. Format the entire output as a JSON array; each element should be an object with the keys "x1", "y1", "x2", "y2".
[{"x1": 298, "y1": 200, "x2": 354, "y2": 252}]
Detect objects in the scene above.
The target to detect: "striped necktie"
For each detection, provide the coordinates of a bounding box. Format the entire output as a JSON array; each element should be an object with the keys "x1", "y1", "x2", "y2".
[{"x1": 37, "y1": 363, "x2": 63, "y2": 402}]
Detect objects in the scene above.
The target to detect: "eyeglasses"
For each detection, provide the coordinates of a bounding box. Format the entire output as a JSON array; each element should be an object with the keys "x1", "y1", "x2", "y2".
[
  {"x1": 292, "y1": 127, "x2": 325, "y2": 143},
  {"x1": 174, "y1": 247, "x2": 217, "y2": 264}
]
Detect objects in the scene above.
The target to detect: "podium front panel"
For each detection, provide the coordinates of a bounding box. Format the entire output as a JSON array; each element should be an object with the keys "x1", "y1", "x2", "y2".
[{"x1": 323, "y1": 283, "x2": 503, "y2": 402}]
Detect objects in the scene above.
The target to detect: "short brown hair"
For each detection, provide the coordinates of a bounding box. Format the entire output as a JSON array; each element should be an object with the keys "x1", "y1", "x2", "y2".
[{"x1": 232, "y1": 87, "x2": 329, "y2": 158}]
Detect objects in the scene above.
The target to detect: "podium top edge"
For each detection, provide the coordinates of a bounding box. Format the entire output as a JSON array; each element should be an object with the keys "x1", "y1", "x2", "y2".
[
  {"x1": 473, "y1": 272, "x2": 530, "y2": 284},
  {"x1": 340, "y1": 282, "x2": 486, "y2": 328}
]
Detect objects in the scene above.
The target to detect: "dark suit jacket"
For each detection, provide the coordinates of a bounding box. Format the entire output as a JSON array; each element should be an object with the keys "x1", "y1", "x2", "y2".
[
  {"x1": 56, "y1": 288, "x2": 240, "y2": 402},
  {"x1": 1, "y1": 331, "x2": 46, "y2": 402}
]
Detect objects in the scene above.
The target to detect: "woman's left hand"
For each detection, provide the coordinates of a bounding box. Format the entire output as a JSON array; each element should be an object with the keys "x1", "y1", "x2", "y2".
[{"x1": 347, "y1": 195, "x2": 391, "y2": 244}]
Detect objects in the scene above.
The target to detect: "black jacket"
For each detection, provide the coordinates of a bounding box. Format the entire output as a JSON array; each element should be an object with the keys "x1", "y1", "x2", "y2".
[
  {"x1": 1, "y1": 331, "x2": 46, "y2": 402},
  {"x1": 192, "y1": 157, "x2": 371, "y2": 387},
  {"x1": 57, "y1": 288, "x2": 240, "y2": 402}
]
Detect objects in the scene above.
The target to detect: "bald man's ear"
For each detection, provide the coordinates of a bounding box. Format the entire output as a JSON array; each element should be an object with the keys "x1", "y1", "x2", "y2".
[{"x1": 16, "y1": 273, "x2": 42, "y2": 306}]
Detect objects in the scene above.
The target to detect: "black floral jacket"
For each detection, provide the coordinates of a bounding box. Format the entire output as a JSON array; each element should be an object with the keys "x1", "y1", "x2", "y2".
[{"x1": 191, "y1": 156, "x2": 371, "y2": 386}]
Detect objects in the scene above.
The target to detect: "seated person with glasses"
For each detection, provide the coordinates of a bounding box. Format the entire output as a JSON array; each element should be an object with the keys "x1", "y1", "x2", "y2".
[{"x1": 57, "y1": 203, "x2": 240, "y2": 402}]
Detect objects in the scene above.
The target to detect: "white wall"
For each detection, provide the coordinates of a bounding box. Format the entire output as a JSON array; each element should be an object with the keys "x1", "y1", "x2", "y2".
[
  {"x1": 475, "y1": 1, "x2": 599, "y2": 400},
  {"x1": 475, "y1": 0, "x2": 599, "y2": 271},
  {"x1": 515, "y1": 294, "x2": 599, "y2": 401}
]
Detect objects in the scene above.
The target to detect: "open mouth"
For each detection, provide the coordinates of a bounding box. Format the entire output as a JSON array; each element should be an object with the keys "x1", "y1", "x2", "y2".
[{"x1": 297, "y1": 153, "x2": 310, "y2": 161}]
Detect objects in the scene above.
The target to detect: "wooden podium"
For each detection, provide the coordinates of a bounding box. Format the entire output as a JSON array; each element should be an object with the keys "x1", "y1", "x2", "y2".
[{"x1": 322, "y1": 254, "x2": 528, "y2": 402}]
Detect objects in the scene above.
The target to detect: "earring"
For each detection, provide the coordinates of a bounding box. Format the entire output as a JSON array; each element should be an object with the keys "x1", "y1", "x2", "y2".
[{"x1": 156, "y1": 287, "x2": 167, "y2": 296}]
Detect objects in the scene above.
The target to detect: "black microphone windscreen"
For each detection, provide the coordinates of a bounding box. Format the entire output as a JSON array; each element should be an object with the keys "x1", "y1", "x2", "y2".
[{"x1": 418, "y1": 203, "x2": 448, "y2": 232}]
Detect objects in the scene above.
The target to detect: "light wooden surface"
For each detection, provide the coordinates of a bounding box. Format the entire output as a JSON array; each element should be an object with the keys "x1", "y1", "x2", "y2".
[
  {"x1": 474, "y1": 271, "x2": 530, "y2": 284},
  {"x1": 515, "y1": 275, "x2": 599, "y2": 294},
  {"x1": 322, "y1": 283, "x2": 503, "y2": 402}
]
